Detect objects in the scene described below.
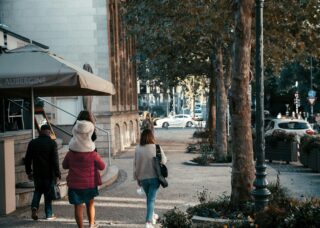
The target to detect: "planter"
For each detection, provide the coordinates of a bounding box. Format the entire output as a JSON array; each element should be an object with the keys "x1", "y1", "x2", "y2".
[
  {"x1": 308, "y1": 148, "x2": 320, "y2": 172},
  {"x1": 300, "y1": 149, "x2": 309, "y2": 167},
  {"x1": 265, "y1": 141, "x2": 298, "y2": 163},
  {"x1": 192, "y1": 215, "x2": 249, "y2": 227},
  {"x1": 318, "y1": 151, "x2": 320, "y2": 173}
]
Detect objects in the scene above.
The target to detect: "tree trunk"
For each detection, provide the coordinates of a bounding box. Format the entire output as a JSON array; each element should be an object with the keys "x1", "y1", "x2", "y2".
[
  {"x1": 207, "y1": 57, "x2": 216, "y2": 145},
  {"x1": 215, "y1": 45, "x2": 228, "y2": 160},
  {"x1": 230, "y1": 0, "x2": 255, "y2": 208}
]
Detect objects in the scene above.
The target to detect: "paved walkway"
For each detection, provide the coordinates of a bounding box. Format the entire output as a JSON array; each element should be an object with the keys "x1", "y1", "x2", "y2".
[{"x1": 0, "y1": 128, "x2": 319, "y2": 227}]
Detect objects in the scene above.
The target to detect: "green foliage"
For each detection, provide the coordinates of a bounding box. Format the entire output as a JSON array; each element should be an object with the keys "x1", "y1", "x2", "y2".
[
  {"x1": 160, "y1": 178, "x2": 320, "y2": 227},
  {"x1": 252, "y1": 178, "x2": 320, "y2": 227},
  {"x1": 160, "y1": 207, "x2": 192, "y2": 228},
  {"x1": 262, "y1": 0, "x2": 320, "y2": 71},
  {"x1": 150, "y1": 105, "x2": 166, "y2": 117},
  {"x1": 285, "y1": 199, "x2": 320, "y2": 228},
  {"x1": 264, "y1": 60, "x2": 320, "y2": 116},
  {"x1": 193, "y1": 130, "x2": 210, "y2": 139},
  {"x1": 268, "y1": 173, "x2": 292, "y2": 208},
  {"x1": 300, "y1": 135, "x2": 320, "y2": 155},
  {"x1": 192, "y1": 144, "x2": 215, "y2": 165},
  {"x1": 184, "y1": 179, "x2": 320, "y2": 227},
  {"x1": 254, "y1": 204, "x2": 289, "y2": 228},
  {"x1": 265, "y1": 130, "x2": 298, "y2": 148},
  {"x1": 186, "y1": 143, "x2": 199, "y2": 153},
  {"x1": 197, "y1": 187, "x2": 211, "y2": 204},
  {"x1": 190, "y1": 141, "x2": 232, "y2": 164},
  {"x1": 121, "y1": 0, "x2": 234, "y2": 86},
  {"x1": 187, "y1": 194, "x2": 254, "y2": 220}
]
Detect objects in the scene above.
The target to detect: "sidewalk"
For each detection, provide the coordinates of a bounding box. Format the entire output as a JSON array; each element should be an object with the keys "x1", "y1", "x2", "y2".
[
  {"x1": 0, "y1": 164, "x2": 120, "y2": 228},
  {"x1": 0, "y1": 128, "x2": 319, "y2": 227}
]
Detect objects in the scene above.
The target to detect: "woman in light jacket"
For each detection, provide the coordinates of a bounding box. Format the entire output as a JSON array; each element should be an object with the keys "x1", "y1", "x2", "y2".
[
  {"x1": 63, "y1": 118, "x2": 105, "y2": 228},
  {"x1": 134, "y1": 129, "x2": 167, "y2": 228}
]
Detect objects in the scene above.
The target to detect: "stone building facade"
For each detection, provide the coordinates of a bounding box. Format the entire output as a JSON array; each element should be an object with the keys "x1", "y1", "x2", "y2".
[{"x1": 0, "y1": 0, "x2": 139, "y2": 154}]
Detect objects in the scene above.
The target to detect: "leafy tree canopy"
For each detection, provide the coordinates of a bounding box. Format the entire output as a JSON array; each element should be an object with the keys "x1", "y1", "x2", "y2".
[{"x1": 123, "y1": 0, "x2": 319, "y2": 86}]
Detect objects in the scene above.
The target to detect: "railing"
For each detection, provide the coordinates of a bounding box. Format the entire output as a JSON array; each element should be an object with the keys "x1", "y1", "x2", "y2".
[
  {"x1": 38, "y1": 97, "x2": 112, "y2": 166},
  {"x1": 7, "y1": 99, "x2": 73, "y2": 136}
]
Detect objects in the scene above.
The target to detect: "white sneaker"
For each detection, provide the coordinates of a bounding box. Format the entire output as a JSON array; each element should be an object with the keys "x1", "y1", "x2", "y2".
[
  {"x1": 152, "y1": 213, "x2": 159, "y2": 225},
  {"x1": 89, "y1": 223, "x2": 99, "y2": 228},
  {"x1": 146, "y1": 222, "x2": 154, "y2": 228},
  {"x1": 46, "y1": 215, "x2": 56, "y2": 220}
]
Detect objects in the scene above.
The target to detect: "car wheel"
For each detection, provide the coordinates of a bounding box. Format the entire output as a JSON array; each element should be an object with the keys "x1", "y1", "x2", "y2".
[
  {"x1": 162, "y1": 122, "x2": 169, "y2": 128},
  {"x1": 186, "y1": 121, "x2": 193, "y2": 128}
]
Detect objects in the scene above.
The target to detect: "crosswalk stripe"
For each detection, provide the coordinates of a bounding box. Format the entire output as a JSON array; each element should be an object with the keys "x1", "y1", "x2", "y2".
[
  {"x1": 53, "y1": 200, "x2": 174, "y2": 210},
  {"x1": 37, "y1": 217, "x2": 146, "y2": 227},
  {"x1": 94, "y1": 196, "x2": 186, "y2": 204}
]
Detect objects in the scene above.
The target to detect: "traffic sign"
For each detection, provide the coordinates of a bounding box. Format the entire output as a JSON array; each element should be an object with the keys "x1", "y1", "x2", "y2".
[
  {"x1": 308, "y1": 97, "x2": 316, "y2": 105},
  {"x1": 308, "y1": 90, "x2": 316, "y2": 98}
]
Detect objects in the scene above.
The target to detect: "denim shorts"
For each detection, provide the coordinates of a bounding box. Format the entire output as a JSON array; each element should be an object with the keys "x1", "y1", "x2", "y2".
[{"x1": 68, "y1": 187, "x2": 99, "y2": 205}]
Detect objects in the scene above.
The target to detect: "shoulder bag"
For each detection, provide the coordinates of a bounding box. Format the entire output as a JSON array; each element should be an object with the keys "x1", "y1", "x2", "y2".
[
  {"x1": 50, "y1": 183, "x2": 61, "y2": 200},
  {"x1": 154, "y1": 144, "x2": 168, "y2": 188},
  {"x1": 156, "y1": 144, "x2": 168, "y2": 178}
]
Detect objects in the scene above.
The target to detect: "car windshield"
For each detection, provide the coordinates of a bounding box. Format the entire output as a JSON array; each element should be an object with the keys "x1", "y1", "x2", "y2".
[{"x1": 278, "y1": 122, "x2": 309, "y2": 130}]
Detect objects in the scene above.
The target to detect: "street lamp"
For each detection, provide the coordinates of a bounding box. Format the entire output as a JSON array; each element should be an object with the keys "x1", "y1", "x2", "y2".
[
  {"x1": 308, "y1": 58, "x2": 316, "y2": 119},
  {"x1": 285, "y1": 104, "x2": 290, "y2": 117},
  {"x1": 294, "y1": 82, "x2": 300, "y2": 118},
  {"x1": 252, "y1": 0, "x2": 271, "y2": 211}
]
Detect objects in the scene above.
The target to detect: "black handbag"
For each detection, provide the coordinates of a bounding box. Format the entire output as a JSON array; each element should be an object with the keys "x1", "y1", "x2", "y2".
[
  {"x1": 154, "y1": 144, "x2": 168, "y2": 188},
  {"x1": 156, "y1": 144, "x2": 168, "y2": 178},
  {"x1": 50, "y1": 183, "x2": 61, "y2": 200}
]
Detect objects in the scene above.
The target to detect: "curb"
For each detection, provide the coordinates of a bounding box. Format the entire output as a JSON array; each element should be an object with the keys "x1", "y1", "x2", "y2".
[
  {"x1": 183, "y1": 160, "x2": 232, "y2": 167},
  {"x1": 99, "y1": 164, "x2": 119, "y2": 190}
]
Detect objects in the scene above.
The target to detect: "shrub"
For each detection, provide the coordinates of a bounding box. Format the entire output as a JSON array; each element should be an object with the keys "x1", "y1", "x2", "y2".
[
  {"x1": 268, "y1": 172, "x2": 291, "y2": 207},
  {"x1": 187, "y1": 194, "x2": 253, "y2": 220},
  {"x1": 160, "y1": 207, "x2": 192, "y2": 228},
  {"x1": 213, "y1": 152, "x2": 232, "y2": 163},
  {"x1": 285, "y1": 199, "x2": 320, "y2": 228},
  {"x1": 191, "y1": 144, "x2": 215, "y2": 165},
  {"x1": 265, "y1": 129, "x2": 297, "y2": 148},
  {"x1": 186, "y1": 143, "x2": 199, "y2": 153},
  {"x1": 254, "y1": 204, "x2": 289, "y2": 228},
  {"x1": 300, "y1": 135, "x2": 320, "y2": 155},
  {"x1": 193, "y1": 130, "x2": 210, "y2": 139},
  {"x1": 151, "y1": 105, "x2": 166, "y2": 116},
  {"x1": 163, "y1": 173, "x2": 320, "y2": 227},
  {"x1": 197, "y1": 188, "x2": 211, "y2": 204}
]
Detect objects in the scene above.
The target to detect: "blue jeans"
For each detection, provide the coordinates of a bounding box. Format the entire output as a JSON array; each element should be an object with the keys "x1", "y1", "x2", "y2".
[
  {"x1": 141, "y1": 178, "x2": 160, "y2": 222},
  {"x1": 31, "y1": 178, "x2": 54, "y2": 218}
]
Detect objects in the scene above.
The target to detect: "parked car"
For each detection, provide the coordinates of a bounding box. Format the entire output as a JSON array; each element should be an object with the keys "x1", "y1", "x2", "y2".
[
  {"x1": 193, "y1": 109, "x2": 203, "y2": 121},
  {"x1": 155, "y1": 114, "x2": 194, "y2": 128},
  {"x1": 265, "y1": 118, "x2": 315, "y2": 140}
]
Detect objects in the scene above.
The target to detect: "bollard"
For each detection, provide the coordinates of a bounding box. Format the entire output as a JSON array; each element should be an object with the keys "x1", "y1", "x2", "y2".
[{"x1": 0, "y1": 137, "x2": 16, "y2": 215}]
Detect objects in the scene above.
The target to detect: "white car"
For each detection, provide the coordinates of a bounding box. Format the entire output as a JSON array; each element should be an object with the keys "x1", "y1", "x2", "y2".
[
  {"x1": 155, "y1": 114, "x2": 194, "y2": 128},
  {"x1": 194, "y1": 109, "x2": 203, "y2": 121},
  {"x1": 265, "y1": 118, "x2": 315, "y2": 140}
]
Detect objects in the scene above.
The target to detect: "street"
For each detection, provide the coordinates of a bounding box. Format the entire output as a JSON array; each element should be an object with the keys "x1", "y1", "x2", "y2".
[{"x1": 1, "y1": 128, "x2": 320, "y2": 227}]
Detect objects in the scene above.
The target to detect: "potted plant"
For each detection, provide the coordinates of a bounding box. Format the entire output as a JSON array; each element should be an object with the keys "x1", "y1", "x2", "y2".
[
  {"x1": 265, "y1": 130, "x2": 298, "y2": 163},
  {"x1": 300, "y1": 135, "x2": 320, "y2": 172}
]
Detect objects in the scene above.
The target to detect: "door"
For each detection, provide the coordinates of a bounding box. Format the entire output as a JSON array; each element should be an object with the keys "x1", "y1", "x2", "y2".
[{"x1": 56, "y1": 98, "x2": 78, "y2": 124}]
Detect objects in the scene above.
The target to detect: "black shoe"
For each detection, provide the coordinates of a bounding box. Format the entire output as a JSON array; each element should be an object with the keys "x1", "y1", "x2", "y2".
[{"x1": 31, "y1": 208, "x2": 38, "y2": 220}]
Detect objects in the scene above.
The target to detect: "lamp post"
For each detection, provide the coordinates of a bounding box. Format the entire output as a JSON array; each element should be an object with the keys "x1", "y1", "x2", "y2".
[
  {"x1": 308, "y1": 58, "x2": 316, "y2": 119},
  {"x1": 285, "y1": 104, "x2": 289, "y2": 117},
  {"x1": 252, "y1": 0, "x2": 271, "y2": 211},
  {"x1": 294, "y1": 90, "x2": 300, "y2": 118}
]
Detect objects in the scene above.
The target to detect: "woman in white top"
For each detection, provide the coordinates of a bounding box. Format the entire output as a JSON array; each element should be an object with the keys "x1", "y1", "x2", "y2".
[{"x1": 133, "y1": 129, "x2": 167, "y2": 228}]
